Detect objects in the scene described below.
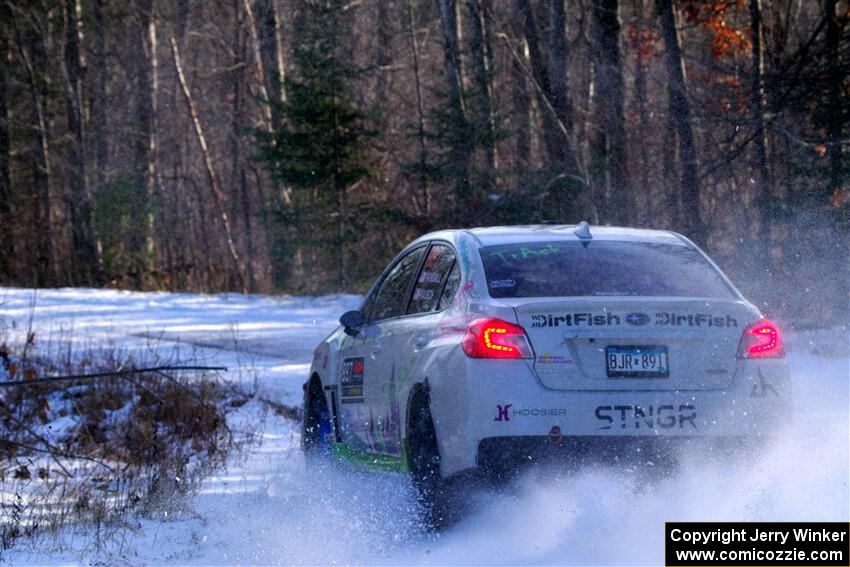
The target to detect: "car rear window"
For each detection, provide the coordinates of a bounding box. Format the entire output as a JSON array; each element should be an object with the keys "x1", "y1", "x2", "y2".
[{"x1": 480, "y1": 241, "x2": 736, "y2": 299}]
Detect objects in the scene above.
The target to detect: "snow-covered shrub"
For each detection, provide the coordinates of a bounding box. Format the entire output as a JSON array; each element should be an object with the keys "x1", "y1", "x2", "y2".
[{"x1": 0, "y1": 332, "x2": 244, "y2": 555}]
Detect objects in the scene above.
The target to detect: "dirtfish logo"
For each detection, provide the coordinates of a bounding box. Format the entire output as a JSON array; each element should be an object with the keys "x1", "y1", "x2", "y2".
[
  {"x1": 529, "y1": 312, "x2": 739, "y2": 328},
  {"x1": 531, "y1": 312, "x2": 621, "y2": 328},
  {"x1": 655, "y1": 313, "x2": 737, "y2": 327},
  {"x1": 626, "y1": 312, "x2": 650, "y2": 326}
]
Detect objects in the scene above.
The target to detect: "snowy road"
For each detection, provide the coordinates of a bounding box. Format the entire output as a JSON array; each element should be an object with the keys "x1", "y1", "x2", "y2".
[{"x1": 1, "y1": 288, "x2": 847, "y2": 565}]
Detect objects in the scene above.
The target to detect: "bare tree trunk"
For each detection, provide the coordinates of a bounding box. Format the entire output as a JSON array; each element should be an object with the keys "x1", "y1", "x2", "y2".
[
  {"x1": 231, "y1": 0, "x2": 255, "y2": 291},
  {"x1": 146, "y1": 1, "x2": 161, "y2": 277},
  {"x1": 465, "y1": 0, "x2": 497, "y2": 179},
  {"x1": 61, "y1": 0, "x2": 101, "y2": 286},
  {"x1": 254, "y1": 0, "x2": 284, "y2": 126},
  {"x1": 406, "y1": 0, "x2": 430, "y2": 220},
  {"x1": 183, "y1": 171, "x2": 215, "y2": 291},
  {"x1": 513, "y1": 0, "x2": 581, "y2": 181},
  {"x1": 171, "y1": 36, "x2": 249, "y2": 294},
  {"x1": 375, "y1": 0, "x2": 392, "y2": 130},
  {"x1": 510, "y1": 0, "x2": 531, "y2": 174},
  {"x1": 0, "y1": 25, "x2": 11, "y2": 281},
  {"x1": 633, "y1": 0, "x2": 650, "y2": 225},
  {"x1": 91, "y1": 0, "x2": 107, "y2": 272},
  {"x1": 130, "y1": 0, "x2": 154, "y2": 283},
  {"x1": 16, "y1": 24, "x2": 54, "y2": 287},
  {"x1": 437, "y1": 0, "x2": 466, "y2": 126},
  {"x1": 547, "y1": 0, "x2": 575, "y2": 166},
  {"x1": 515, "y1": 0, "x2": 557, "y2": 166},
  {"x1": 749, "y1": 0, "x2": 772, "y2": 250},
  {"x1": 243, "y1": 0, "x2": 274, "y2": 132},
  {"x1": 658, "y1": 0, "x2": 703, "y2": 243},
  {"x1": 436, "y1": 0, "x2": 472, "y2": 204},
  {"x1": 824, "y1": 0, "x2": 844, "y2": 200},
  {"x1": 662, "y1": 109, "x2": 679, "y2": 227},
  {"x1": 273, "y1": 0, "x2": 286, "y2": 103},
  {"x1": 591, "y1": 0, "x2": 631, "y2": 224}
]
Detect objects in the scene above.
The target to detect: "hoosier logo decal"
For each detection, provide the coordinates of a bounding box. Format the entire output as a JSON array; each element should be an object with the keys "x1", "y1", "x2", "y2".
[{"x1": 494, "y1": 404, "x2": 512, "y2": 422}]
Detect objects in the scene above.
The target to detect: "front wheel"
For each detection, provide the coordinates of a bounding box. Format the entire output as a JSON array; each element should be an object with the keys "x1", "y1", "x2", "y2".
[{"x1": 302, "y1": 378, "x2": 332, "y2": 464}]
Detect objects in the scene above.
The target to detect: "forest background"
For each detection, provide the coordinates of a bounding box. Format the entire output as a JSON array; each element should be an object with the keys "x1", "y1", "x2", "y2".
[{"x1": 0, "y1": 0, "x2": 847, "y2": 324}]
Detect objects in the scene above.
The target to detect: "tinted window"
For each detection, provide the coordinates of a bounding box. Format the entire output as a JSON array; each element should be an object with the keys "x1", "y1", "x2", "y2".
[
  {"x1": 367, "y1": 246, "x2": 426, "y2": 321},
  {"x1": 480, "y1": 241, "x2": 735, "y2": 299},
  {"x1": 409, "y1": 245, "x2": 456, "y2": 315},
  {"x1": 438, "y1": 262, "x2": 461, "y2": 310}
]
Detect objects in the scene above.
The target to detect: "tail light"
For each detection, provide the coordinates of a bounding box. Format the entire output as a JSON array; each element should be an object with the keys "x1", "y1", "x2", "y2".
[
  {"x1": 461, "y1": 318, "x2": 533, "y2": 359},
  {"x1": 737, "y1": 320, "x2": 784, "y2": 359}
]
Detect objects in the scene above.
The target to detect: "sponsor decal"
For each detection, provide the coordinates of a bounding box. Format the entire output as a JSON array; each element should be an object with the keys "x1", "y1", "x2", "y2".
[
  {"x1": 531, "y1": 312, "x2": 621, "y2": 327},
  {"x1": 512, "y1": 408, "x2": 567, "y2": 417},
  {"x1": 412, "y1": 288, "x2": 435, "y2": 301},
  {"x1": 488, "y1": 244, "x2": 560, "y2": 262},
  {"x1": 537, "y1": 353, "x2": 574, "y2": 364},
  {"x1": 655, "y1": 312, "x2": 737, "y2": 327},
  {"x1": 529, "y1": 311, "x2": 738, "y2": 328},
  {"x1": 494, "y1": 404, "x2": 512, "y2": 422},
  {"x1": 594, "y1": 404, "x2": 697, "y2": 430},
  {"x1": 625, "y1": 312, "x2": 650, "y2": 326},
  {"x1": 494, "y1": 404, "x2": 568, "y2": 421},
  {"x1": 418, "y1": 270, "x2": 442, "y2": 284},
  {"x1": 750, "y1": 370, "x2": 780, "y2": 398},
  {"x1": 341, "y1": 357, "x2": 365, "y2": 402},
  {"x1": 489, "y1": 278, "x2": 516, "y2": 289}
]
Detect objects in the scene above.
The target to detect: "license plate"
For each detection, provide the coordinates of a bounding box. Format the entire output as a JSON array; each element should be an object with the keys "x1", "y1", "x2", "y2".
[{"x1": 606, "y1": 345, "x2": 669, "y2": 378}]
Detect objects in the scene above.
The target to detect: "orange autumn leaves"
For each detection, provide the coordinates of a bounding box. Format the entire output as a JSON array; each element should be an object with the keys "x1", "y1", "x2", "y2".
[
  {"x1": 681, "y1": 0, "x2": 753, "y2": 59},
  {"x1": 626, "y1": 2, "x2": 754, "y2": 69}
]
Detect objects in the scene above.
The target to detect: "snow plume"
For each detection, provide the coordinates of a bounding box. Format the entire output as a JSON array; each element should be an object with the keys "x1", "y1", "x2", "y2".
[{"x1": 193, "y1": 460, "x2": 425, "y2": 565}]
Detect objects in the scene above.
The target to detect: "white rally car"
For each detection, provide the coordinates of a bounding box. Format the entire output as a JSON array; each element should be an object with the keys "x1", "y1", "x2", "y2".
[{"x1": 302, "y1": 224, "x2": 790, "y2": 519}]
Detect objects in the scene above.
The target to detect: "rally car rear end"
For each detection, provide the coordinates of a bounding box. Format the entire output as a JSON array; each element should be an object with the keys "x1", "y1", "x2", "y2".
[{"x1": 427, "y1": 228, "x2": 791, "y2": 480}]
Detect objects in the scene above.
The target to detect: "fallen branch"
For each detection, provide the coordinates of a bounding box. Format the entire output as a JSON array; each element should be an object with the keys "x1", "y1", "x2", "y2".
[{"x1": 0, "y1": 366, "x2": 227, "y2": 388}]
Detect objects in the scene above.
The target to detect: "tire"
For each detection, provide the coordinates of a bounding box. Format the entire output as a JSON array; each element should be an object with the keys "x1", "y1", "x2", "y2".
[
  {"x1": 407, "y1": 393, "x2": 453, "y2": 530},
  {"x1": 302, "y1": 378, "x2": 332, "y2": 464}
]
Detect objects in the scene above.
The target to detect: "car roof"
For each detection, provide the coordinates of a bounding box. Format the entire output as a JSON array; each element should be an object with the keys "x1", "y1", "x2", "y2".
[{"x1": 420, "y1": 224, "x2": 688, "y2": 248}]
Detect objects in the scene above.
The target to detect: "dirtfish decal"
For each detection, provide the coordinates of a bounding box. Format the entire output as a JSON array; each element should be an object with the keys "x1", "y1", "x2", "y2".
[
  {"x1": 531, "y1": 312, "x2": 620, "y2": 327},
  {"x1": 655, "y1": 312, "x2": 737, "y2": 327},
  {"x1": 529, "y1": 312, "x2": 738, "y2": 328}
]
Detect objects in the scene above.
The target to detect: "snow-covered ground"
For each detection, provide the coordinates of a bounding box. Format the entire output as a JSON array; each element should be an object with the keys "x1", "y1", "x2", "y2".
[{"x1": 1, "y1": 287, "x2": 847, "y2": 565}]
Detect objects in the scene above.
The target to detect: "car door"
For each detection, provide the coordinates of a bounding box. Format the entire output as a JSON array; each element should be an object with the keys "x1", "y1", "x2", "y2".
[
  {"x1": 335, "y1": 245, "x2": 427, "y2": 455},
  {"x1": 370, "y1": 242, "x2": 458, "y2": 458}
]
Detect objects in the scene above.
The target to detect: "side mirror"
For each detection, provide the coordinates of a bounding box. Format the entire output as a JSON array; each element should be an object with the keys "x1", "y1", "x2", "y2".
[{"x1": 339, "y1": 310, "x2": 366, "y2": 336}]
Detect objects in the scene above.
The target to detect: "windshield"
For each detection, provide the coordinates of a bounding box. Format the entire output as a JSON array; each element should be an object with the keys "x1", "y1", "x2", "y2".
[{"x1": 480, "y1": 240, "x2": 736, "y2": 299}]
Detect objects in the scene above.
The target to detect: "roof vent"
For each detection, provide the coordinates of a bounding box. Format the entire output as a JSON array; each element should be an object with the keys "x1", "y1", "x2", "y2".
[{"x1": 574, "y1": 221, "x2": 592, "y2": 240}]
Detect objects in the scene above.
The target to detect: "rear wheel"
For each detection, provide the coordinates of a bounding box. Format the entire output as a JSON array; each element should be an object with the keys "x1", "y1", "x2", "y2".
[{"x1": 407, "y1": 392, "x2": 453, "y2": 530}]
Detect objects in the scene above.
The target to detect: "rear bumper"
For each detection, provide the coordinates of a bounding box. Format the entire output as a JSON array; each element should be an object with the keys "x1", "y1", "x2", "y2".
[
  {"x1": 429, "y1": 358, "x2": 791, "y2": 477},
  {"x1": 475, "y1": 435, "x2": 753, "y2": 481}
]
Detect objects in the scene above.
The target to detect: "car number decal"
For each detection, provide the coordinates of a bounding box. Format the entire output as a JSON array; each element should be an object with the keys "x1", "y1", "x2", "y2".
[{"x1": 341, "y1": 357, "x2": 365, "y2": 403}]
